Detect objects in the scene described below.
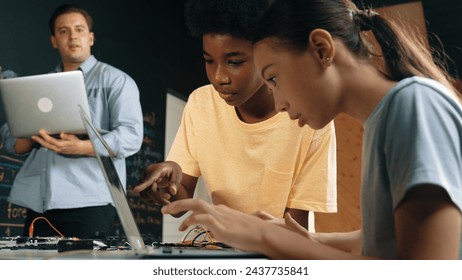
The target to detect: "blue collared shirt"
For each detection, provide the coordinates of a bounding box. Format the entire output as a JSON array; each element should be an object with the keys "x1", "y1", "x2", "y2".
[{"x1": 3, "y1": 55, "x2": 143, "y2": 212}]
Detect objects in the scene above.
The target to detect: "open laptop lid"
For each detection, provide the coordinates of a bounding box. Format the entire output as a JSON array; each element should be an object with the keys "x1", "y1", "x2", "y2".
[
  {"x1": 79, "y1": 106, "x2": 145, "y2": 251},
  {"x1": 0, "y1": 71, "x2": 91, "y2": 138},
  {"x1": 79, "y1": 106, "x2": 265, "y2": 258}
]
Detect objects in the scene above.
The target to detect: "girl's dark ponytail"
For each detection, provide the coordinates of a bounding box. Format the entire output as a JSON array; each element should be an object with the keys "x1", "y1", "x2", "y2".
[
  {"x1": 354, "y1": 9, "x2": 459, "y2": 97},
  {"x1": 253, "y1": 0, "x2": 460, "y2": 99}
]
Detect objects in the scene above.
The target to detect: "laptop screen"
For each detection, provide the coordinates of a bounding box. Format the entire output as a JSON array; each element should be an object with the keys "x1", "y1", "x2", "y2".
[{"x1": 79, "y1": 106, "x2": 145, "y2": 251}]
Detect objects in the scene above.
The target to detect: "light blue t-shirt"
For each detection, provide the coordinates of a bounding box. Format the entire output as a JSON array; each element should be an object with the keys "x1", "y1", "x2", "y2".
[
  {"x1": 1, "y1": 55, "x2": 143, "y2": 213},
  {"x1": 361, "y1": 76, "x2": 462, "y2": 259}
]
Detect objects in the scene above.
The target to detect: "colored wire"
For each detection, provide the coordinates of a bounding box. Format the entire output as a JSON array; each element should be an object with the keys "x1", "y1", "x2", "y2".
[{"x1": 28, "y1": 216, "x2": 65, "y2": 238}]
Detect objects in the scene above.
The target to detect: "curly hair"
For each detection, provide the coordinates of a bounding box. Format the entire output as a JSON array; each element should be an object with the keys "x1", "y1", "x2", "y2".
[{"x1": 184, "y1": 0, "x2": 273, "y2": 40}]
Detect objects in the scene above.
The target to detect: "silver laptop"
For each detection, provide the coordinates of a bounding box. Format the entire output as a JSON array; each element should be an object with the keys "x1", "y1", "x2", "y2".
[
  {"x1": 0, "y1": 71, "x2": 91, "y2": 138},
  {"x1": 79, "y1": 107, "x2": 264, "y2": 258}
]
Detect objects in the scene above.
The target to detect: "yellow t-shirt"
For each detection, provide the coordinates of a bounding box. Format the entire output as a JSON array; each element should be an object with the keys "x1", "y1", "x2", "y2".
[{"x1": 167, "y1": 85, "x2": 337, "y2": 218}]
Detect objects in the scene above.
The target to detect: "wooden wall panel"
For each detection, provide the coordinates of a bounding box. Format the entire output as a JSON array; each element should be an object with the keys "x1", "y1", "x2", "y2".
[
  {"x1": 378, "y1": 2, "x2": 427, "y2": 38},
  {"x1": 315, "y1": 114, "x2": 363, "y2": 232}
]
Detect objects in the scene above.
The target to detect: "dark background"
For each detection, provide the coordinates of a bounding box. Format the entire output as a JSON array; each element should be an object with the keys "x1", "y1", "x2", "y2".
[
  {"x1": 0, "y1": 0, "x2": 461, "y2": 239},
  {"x1": 0, "y1": 0, "x2": 208, "y2": 240}
]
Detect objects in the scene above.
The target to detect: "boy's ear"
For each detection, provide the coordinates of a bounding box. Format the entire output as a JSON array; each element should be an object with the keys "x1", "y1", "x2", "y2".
[{"x1": 308, "y1": 29, "x2": 335, "y2": 67}]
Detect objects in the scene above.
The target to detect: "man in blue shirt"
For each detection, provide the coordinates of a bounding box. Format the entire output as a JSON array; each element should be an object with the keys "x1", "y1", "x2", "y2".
[{"x1": 0, "y1": 4, "x2": 143, "y2": 238}]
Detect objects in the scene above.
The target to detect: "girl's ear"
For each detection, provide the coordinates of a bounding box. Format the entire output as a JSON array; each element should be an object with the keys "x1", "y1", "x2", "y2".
[{"x1": 308, "y1": 29, "x2": 335, "y2": 68}]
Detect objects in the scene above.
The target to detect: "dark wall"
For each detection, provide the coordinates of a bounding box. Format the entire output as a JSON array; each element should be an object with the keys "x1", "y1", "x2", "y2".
[
  {"x1": 0, "y1": 0, "x2": 208, "y2": 116},
  {"x1": 421, "y1": 0, "x2": 462, "y2": 78},
  {"x1": 0, "y1": 0, "x2": 208, "y2": 239},
  {"x1": 1, "y1": 0, "x2": 460, "y2": 126}
]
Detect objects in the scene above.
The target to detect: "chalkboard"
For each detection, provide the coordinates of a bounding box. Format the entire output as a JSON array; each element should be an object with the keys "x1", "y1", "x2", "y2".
[
  {"x1": 0, "y1": 146, "x2": 27, "y2": 237},
  {"x1": 0, "y1": 111, "x2": 164, "y2": 241},
  {"x1": 0, "y1": 68, "x2": 27, "y2": 237},
  {"x1": 0, "y1": 0, "x2": 208, "y2": 242},
  {"x1": 114, "y1": 111, "x2": 164, "y2": 242}
]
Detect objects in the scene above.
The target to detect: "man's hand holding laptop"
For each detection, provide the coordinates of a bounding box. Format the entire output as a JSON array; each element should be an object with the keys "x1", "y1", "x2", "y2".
[{"x1": 30, "y1": 129, "x2": 94, "y2": 156}]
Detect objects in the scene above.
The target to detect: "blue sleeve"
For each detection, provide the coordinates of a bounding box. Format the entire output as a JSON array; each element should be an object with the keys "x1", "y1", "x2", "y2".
[
  {"x1": 101, "y1": 74, "x2": 144, "y2": 159},
  {"x1": 384, "y1": 84, "x2": 462, "y2": 211},
  {"x1": 0, "y1": 123, "x2": 20, "y2": 155}
]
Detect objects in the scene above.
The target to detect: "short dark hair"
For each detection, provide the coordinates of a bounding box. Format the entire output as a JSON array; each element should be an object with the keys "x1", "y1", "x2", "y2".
[
  {"x1": 48, "y1": 4, "x2": 93, "y2": 35},
  {"x1": 184, "y1": 0, "x2": 272, "y2": 41}
]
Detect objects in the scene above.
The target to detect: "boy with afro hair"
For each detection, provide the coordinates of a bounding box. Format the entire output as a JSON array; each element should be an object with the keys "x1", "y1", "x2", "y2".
[{"x1": 135, "y1": 0, "x2": 338, "y2": 229}]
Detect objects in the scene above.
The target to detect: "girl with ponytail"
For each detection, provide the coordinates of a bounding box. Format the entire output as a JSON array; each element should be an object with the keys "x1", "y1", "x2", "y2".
[{"x1": 162, "y1": 0, "x2": 462, "y2": 259}]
